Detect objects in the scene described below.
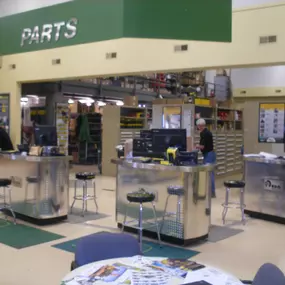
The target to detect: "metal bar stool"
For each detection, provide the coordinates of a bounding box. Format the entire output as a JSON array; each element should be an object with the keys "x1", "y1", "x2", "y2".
[
  {"x1": 70, "y1": 172, "x2": 98, "y2": 217},
  {"x1": 160, "y1": 186, "x2": 184, "y2": 234},
  {"x1": 25, "y1": 176, "x2": 39, "y2": 202},
  {"x1": 222, "y1": 180, "x2": 246, "y2": 225},
  {"x1": 121, "y1": 189, "x2": 161, "y2": 252},
  {"x1": 0, "y1": 178, "x2": 16, "y2": 224}
]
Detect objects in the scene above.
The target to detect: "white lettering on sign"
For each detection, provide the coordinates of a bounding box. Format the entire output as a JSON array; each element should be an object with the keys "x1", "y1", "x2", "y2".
[
  {"x1": 264, "y1": 178, "x2": 284, "y2": 191},
  {"x1": 21, "y1": 18, "x2": 78, "y2": 47}
]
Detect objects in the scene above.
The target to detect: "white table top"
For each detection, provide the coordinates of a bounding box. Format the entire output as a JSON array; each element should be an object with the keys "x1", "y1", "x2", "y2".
[{"x1": 62, "y1": 256, "x2": 243, "y2": 285}]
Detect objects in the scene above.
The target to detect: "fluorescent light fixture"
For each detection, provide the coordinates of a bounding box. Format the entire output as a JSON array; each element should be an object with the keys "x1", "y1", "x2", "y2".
[
  {"x1": 21, "y1": 97, "x2": 28, "y2": 102},
  {"x1": 68, "y1": 99, "x2": 74, "y2": 104},
  {"x1": 97, "y1": 101, "x2": 106, "y2": 106},
  {"x1": 79, "y1": 97, "x2": 94, "y2": 104},
  {"x1": 116, "y1": 100, "x2": 124, "y2": 106},
  {"x1": 86, "y1": 102, "x2": 92, "y2": 107},
  {"x1": 26, "y1": 95, "x2": 39, "y2": 98},
  {"x1": 86, "y1": 98, "x2": 94, "y2": 103}
]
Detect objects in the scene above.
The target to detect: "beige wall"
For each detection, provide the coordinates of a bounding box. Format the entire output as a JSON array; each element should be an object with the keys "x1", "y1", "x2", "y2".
[{"x1": 1, "y1": 3, "x2": 285, "y2": 145}]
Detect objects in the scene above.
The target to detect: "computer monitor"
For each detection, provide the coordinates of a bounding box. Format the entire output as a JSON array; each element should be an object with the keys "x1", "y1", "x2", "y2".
[
  {"x1": 34, "y1": 125, "x2": 57, "y2": 146},
  {"x1": 140, "y1": 130, "x2": 152, "y2": 139},
  {"x1": 152, "y1": 129, "x2": 186, "y2": 153}
]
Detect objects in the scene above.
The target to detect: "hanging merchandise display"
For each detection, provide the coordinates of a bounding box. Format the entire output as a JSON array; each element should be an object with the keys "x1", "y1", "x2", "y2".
[
  {"x1": 0, "y1": 94, "x2": 10, "y2": 133},
  {"x1": 56, "y1": 103, "x2": 69, "y2": 155}
]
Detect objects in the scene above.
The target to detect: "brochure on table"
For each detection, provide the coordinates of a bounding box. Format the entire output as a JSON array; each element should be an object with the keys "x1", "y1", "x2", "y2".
[{"x1": 62, "y1": 257, "x2": 241, "y2": 285}]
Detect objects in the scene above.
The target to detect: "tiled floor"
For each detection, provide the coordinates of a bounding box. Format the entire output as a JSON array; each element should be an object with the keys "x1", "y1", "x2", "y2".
[{"x1": 1, "y1": 169, "x2": 285, "y2": 285}]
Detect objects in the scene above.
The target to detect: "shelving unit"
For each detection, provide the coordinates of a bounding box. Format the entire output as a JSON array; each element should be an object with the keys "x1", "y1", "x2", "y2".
[
  {"x1": 78, "y1": 113, "x2": 102, "y2": 165},
  {"x1": 194, "y1": 105, "x2": 243, "y2": 176},
  {"x1": 102, "y1": 105, "x2": 147, "y2": 176}
]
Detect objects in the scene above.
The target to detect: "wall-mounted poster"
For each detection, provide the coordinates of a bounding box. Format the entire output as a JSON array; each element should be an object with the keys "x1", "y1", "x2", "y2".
[{"x1": 258, "y1": 103, "x2": 285, "y2": 143}]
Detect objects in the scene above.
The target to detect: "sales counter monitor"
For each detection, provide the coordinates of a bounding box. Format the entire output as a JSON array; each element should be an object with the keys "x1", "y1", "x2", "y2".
[
  {"x1": 152, "y1": 129, "x2": 186, "y2": 153},
  {"x1": 34, "y1": 125, "x2": 57, "y2": 146},
  {"x1": 162, "y1": 106, "x2": 181, "y2": 129}
]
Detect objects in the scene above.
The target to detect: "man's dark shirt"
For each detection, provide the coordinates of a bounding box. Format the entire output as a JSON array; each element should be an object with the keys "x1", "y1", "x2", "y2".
[
  {"x1": 200, "y1": 128, "x2": 213, "y2": 155},
  {"x1": 0, "y1": 128, "x2": 14, "y2": 151}
]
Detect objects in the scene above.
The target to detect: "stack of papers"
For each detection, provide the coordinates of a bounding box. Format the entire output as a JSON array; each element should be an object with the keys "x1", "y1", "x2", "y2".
[{"x1": 183, "y1": 267, "x2": 242, "y2": 285}]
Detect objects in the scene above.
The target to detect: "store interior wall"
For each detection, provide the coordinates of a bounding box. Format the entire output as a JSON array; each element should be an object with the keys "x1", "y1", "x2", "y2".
[{"x1": 1, "y1": 1, "x2": 285, "y2": 145}]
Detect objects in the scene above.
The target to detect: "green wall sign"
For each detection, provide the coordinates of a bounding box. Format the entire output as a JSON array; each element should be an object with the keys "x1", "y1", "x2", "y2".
[
  {"x1": 21, "y1": 18, "x2": 78, "y2": 47},
  {"x1": 0, "y1": 0, "x2": 232, "y2": 56}
]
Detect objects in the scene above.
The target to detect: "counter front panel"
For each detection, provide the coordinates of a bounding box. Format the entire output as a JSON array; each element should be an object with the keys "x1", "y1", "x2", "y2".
[
  {"x1": 244, "y1": 157, "x2": 285, "y2": 220},
  {"x1": 0, "y1": 154, "x2": 71, "y2": 222},
  {"x1": 113, "y1": 159, "x2": 215, "y2": 245}
]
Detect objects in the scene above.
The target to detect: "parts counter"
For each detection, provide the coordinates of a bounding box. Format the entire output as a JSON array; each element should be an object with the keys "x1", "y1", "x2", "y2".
[
  {"x1": 0, "y1": 154, "x2": 72, "y2": 224},
  {"x1": 244, "y1": 156, "x2": 285, "y2": 223},
  {"x1": 112, "y1": 159, "x2": 215, "y2": 246}
]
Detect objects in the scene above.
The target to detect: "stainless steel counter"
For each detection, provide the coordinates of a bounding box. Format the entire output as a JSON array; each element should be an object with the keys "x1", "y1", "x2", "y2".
[
  {"x1": 0, "y1": 154, "x2": 72, "y2": 224},
  {"x1": 112, "y1": 158, "x2": 215, "y2": 245},
  {"x1": 244, "y1": 156, "x2": 285, "y2": 223}
]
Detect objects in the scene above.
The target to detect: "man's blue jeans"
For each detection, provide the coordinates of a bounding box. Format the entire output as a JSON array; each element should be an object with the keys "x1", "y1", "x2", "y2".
[{"x1": 203, "y1": 151, "x2": 216, "y2": 195}]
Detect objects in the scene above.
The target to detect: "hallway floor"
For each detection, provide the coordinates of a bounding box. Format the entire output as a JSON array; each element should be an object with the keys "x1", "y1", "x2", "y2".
[{"x1": 0, "y1": 170, "x2": 284, "y2": 285}]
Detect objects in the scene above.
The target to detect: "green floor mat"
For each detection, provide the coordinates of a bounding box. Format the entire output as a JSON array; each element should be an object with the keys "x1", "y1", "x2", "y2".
[
  {"x1": 53, "y1": 233, "x2": 199, "y2": 259},
  {"x1": 0, "y1": 220, "x2": 65, "y2": 249}
]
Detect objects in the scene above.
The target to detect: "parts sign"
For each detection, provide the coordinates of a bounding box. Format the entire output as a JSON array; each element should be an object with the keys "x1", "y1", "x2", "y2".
[{"x1": 20, "y1": 18, "x2": 78, "y2": 47}]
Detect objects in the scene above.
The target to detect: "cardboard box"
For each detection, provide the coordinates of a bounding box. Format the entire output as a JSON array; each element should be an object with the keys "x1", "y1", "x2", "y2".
[
  {"x1": 152, "y1": 99, "x2": 167, "y2": 105},
  {"x1": 69, "y1": 101, "x2": 78, "y2": 113},
  {"x1": 167, "y1": 98, "x2": 184, "y2": 105},
  {"x1": 218, "y1": 99, "x2": 233, "y2": 108},
  {"x1": 124, "y1": 95, "x2": 138, "y2": 106}
]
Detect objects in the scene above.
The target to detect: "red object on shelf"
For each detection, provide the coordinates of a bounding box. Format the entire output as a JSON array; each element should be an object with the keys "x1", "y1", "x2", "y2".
[{"x1": 151, "y1": 74, "x2": 166, "y2": 91}]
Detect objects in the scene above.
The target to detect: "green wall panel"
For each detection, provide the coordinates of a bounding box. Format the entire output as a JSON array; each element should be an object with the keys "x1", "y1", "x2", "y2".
[
  {"x1": 0, "y1": 0, "x2": 124, "y2": 55},
  {"x1": 0, "y1": 0, "x2": 231, "y2": 56},
  {"x1": 123, "y1": 0, "x2": 232, "y2": 42}
]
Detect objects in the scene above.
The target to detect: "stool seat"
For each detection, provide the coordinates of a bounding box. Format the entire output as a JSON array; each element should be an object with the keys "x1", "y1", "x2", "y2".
[
  {"x1": 167, "y1": 186, "x2": 184, "y2": 196},
  {"x1": 26, "y1": 176, "x2": 38, "y2": 183},
  {"x1": 76, "y1": 172, "x2": 95, "y2": 180},
  {"x1": 122, "y1": 188, "x2": 161, "y2": 251},
  {"x1": 0, "y1": 179, "x2": 11, "y2": 187},
  {"x1": 224, "y1": 180, "x2": 245, "y2": 188},
  {"x1": 127, "y1": 191, "x2": 155, "y2": 203}
]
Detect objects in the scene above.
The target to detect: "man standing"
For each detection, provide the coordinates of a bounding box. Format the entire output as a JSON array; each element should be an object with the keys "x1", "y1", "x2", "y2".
[{"x1": 196, "y1": 118, "x2": 216, "y2": 198}]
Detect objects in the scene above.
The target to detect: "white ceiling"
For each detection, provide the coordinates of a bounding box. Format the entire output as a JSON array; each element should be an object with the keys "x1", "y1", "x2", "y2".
[
  {"x1": 0, "y1": 0, "x2": 72, "y2": 18},
  {"x1": 0, "y1": 0, "x2": 284, "y2": 18},
  {"x1": 232, "y1": 0, "x2": 284, "y2": 9}
]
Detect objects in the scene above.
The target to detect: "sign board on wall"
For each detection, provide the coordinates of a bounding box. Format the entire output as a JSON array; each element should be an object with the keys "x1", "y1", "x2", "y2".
[
  {"x1": 21, "y1": 18, "x2": 77, "y2": 47},
  {"x1": 258, "y1": 103, "x2": 285, "y2": 143}
]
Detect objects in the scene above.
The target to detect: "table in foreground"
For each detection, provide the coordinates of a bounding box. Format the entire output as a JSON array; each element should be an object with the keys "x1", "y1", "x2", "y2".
[
  {"x1": 112, "y1": 159, "x2": 215, "y2": 246},
  {"x1": 62, "y1": 256, "x2": 243, "y2": 285},
  {"x1": 244, "y1": 156, "x2": 285, "y2": 224},
  {"x1": 0, "y1": 154, "x2": 72, "y2": 225}
]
